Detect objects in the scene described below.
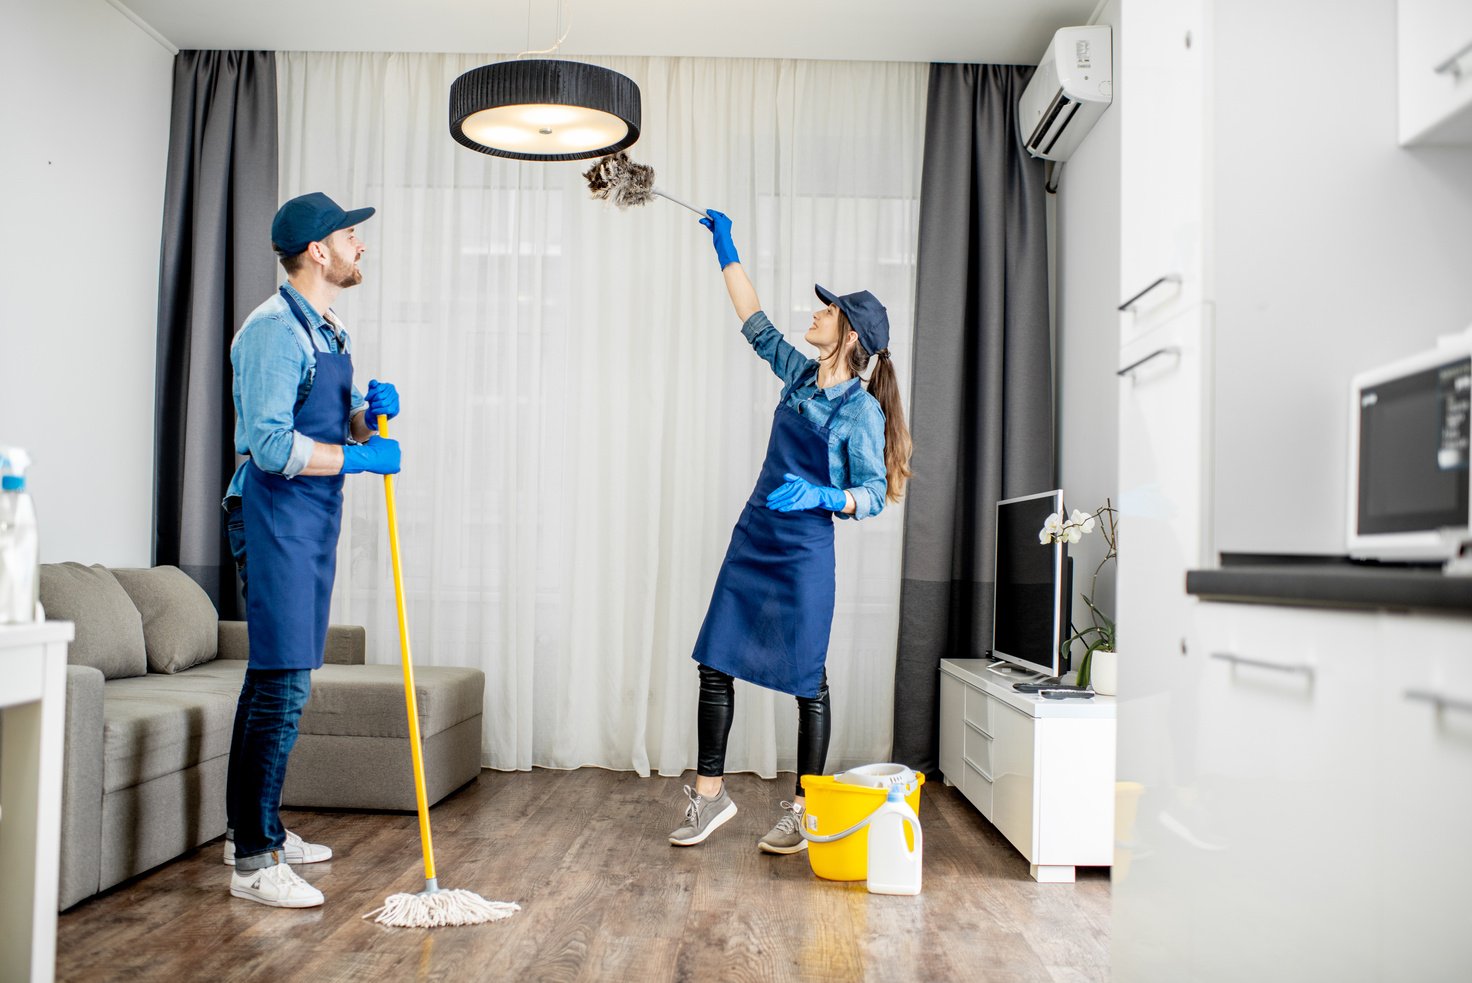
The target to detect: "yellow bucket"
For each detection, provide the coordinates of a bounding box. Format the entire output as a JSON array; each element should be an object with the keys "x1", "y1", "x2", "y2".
[{"x1": 800, "y1": 772, "x2": 925, "y2": 881}]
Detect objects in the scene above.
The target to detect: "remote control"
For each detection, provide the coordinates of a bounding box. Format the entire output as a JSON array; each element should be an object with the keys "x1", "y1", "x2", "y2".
[
  {"x1": 1040, "y1": 689, "x2": 1095, "y2": 699},
  {"x1": 1013, "y1": 681, "x2": 1080, "y2": 693}
]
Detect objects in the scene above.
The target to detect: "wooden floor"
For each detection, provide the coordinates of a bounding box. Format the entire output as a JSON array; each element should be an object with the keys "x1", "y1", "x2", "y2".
[{"x1": 57, "y1": 769, "x2": 1110, "y2": 982}]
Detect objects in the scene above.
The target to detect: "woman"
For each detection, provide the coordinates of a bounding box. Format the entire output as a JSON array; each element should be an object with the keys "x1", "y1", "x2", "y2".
[{"x1": 670, "y1": 209, "x2": 913, "y2": 854}]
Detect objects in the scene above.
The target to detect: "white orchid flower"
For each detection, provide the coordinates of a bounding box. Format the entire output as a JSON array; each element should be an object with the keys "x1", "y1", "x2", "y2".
[
  {"x1": 1063, "y1": 525, "x2": 1083, "y2": 544},
  {"x1": 1039, "y1": 511, "x2": 1064, "y2": 544},
  {"x1": 1069, "y1": 508, "x2": 1096, "y2": 535}
]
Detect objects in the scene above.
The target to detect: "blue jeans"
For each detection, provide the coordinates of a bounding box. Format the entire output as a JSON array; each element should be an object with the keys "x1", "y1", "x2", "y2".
[{"x1": 226, "y1": 667, "x2": 313, "y2": 870}]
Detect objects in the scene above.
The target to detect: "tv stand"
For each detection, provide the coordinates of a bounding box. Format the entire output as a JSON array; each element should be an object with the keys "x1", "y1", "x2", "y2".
[
  {"x1": 983, "y1": 660, "x2": 1050, "y2": 682},
  {"x1": 939, "y1": 658, "x2": 1116, "y2": 882}
]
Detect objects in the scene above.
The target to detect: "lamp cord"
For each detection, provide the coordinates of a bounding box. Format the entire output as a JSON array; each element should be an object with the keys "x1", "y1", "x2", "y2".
[{"x1": 516, "y1": 0, "x2": 572, "y2": 58}]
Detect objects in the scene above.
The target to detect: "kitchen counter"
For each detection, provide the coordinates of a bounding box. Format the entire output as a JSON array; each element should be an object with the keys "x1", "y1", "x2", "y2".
[{"x1": 1185, "y1": 554, "x2": 1472, "y2": 614}]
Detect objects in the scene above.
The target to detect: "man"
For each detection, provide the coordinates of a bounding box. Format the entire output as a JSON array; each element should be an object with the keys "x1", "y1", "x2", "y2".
[{"x1": 221, "y1": 192, "x2": 401, "y2": 908}]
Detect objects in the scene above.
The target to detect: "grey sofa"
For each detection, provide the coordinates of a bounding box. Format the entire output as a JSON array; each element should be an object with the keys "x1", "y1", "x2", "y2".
[{"x1": 42, "y1": 563, "x2": 485, "y2": 910}]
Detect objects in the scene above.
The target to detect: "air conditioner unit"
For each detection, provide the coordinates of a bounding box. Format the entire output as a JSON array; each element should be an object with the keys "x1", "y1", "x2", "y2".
[{"x1": 1018, "y1": 25, "x2": 1113, "y2": 162}]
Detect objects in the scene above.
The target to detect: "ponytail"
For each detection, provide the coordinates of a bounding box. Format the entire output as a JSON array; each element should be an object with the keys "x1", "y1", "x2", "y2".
[
  {"x1": 836, "y1": 313, "x2": 913, "y2": 503},
  {"x1": 865, "y1": 350, "x2": 913, "y2": 503}
]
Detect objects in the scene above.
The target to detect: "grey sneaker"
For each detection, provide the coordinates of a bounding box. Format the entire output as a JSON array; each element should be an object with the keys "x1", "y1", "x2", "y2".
[
  {"x1": 758, "y1": 800, "x2": 808, "y2": 855},
  {"x1": 669, "y1": 784, "x2": 738, "y2": 846}
]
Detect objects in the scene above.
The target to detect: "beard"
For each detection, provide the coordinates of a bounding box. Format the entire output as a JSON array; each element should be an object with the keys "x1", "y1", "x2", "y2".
[{"x1": 326, "y1": 251, "x2": 362, "y2": 288}]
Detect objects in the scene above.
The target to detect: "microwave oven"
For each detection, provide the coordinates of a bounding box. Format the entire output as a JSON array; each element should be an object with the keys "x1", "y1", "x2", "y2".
[{"x1": 1347, "y1": 335, "x2": 1471, "y2": 562}]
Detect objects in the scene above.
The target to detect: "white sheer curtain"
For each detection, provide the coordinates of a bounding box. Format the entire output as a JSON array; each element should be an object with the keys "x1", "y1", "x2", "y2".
[{"x1": 277, "y1": 52, "x2": 925, "y2": 777}]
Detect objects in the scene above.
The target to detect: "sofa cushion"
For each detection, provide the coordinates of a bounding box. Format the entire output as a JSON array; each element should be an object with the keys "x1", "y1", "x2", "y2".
[
  {"x1": 300, "y1": 665, "x2": 484, "y2": 740},
  {"x1": 40, "y1": 563, "x2": 147, "y2": 680},
  {"x1": 100, "y1": 662, "x2": 246, "y2": 793},
  {"x1": 111, "y1": 566, "x2": 219, "y2": 674}
]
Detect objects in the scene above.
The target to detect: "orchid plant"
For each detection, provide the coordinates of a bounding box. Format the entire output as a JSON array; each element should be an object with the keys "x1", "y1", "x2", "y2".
[{"x1": 1039, "y1": 500, "x2": 1118, "y2": 689}]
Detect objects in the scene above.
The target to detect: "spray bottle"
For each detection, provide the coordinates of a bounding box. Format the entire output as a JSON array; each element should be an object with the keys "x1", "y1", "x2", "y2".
[
  {"x1": 866, "y1": 785, "x2": 923, "y2": 896},
  {"x1": 0, "y1": 447, "x2": 40, "y2": 623}
]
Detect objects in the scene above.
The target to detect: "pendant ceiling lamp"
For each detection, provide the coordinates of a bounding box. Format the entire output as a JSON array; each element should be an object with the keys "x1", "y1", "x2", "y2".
[{"x1": 450, "y1": 58, "x2": 641, "y2": 162}]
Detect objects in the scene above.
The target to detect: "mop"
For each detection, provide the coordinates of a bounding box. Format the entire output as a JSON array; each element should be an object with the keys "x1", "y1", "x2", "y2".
[
  {"x1": 363, "y1": 414, "x2": 520, "y2": 928},
  {"x1": 582, "y1": 151, "x2": 705, "y2": 217}
]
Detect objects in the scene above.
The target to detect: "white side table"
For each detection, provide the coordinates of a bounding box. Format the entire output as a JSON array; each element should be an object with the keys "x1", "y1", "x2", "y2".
[{"x1": 0, "y1": 622, "x2": 72, "y2": 983}]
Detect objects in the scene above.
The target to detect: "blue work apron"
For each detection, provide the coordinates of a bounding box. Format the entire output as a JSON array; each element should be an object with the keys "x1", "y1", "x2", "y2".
[
  {"x1": 692, "y1": 383, "x2": 858, "y2": 699},
  {"x1": 241, "y1": 287, "x2": 352, "y2": 670}
]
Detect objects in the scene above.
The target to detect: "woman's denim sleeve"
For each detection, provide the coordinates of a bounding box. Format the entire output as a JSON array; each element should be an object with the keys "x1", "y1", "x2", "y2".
[
  {"x1": 232, "y1": 318, "x2": 313, "y2": 477},
  {"x1": 839, "y1": 397, "x2": 888, "y2": 521},
  {"x1": 741, "y1": 310, "x2": 814, "y2": 388}
]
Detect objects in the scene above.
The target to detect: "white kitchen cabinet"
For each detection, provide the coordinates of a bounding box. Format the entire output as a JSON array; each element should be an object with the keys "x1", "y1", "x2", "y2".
[
  {"x1": 1118, "y1": 0, "x2": 1210, "y2": 344},
  {"x1": 0, "y1": 622, "x2": 72, "y2": 983},
  {"x1": 938, "y1": 659, "x2": 1115, "y2": 883},
  {"x1": 1374, "y1": 612, "x2": 1472, "y2": 981},
  {"x1": 1398, "y1": 0, "x2": 1472, "y2": 145},
  {"x1": 1189, "y1": 603, "x2": 1381, "y2": 982}
]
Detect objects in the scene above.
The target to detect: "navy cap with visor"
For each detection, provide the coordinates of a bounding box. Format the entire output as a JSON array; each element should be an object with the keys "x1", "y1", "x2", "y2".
[
  {"x1": 271, "y1": 192, "x2": 375, "y2": 256},
  {"x1": 815, "y1": 284, "x2": 889, "y2": 355}
]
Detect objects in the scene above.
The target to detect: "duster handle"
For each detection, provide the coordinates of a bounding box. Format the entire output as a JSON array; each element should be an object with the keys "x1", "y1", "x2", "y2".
[
  {"x1": 653, "y1": 188, "x2": 706, "y2": 217},
  {"x1": 380, "y1": 416, "x2": 437, "y2": 886}
]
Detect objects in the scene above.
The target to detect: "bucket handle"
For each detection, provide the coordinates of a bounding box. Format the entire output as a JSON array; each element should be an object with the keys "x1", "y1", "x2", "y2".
[
  {"x1": 799, "y1": 812, "x2": 877, "y2": 844},
  {"x1": 802, "y1": 779, "x2": 920, "y2": 843}
]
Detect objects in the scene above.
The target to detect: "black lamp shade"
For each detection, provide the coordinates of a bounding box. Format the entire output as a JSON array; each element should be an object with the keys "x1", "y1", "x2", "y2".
[{"x1": 449, "y1": 59, "x2": 641, "y2": 162}]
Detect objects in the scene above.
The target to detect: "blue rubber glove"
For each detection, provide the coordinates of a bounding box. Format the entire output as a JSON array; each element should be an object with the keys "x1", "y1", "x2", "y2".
[
  {"x1": 341, "y1": 435, "x2": 401, "y2": 475},
  {"x1": 765, "y1": 472, "x2": 847, "y2": 513},
  {"x1": 699, "y1": 209, "x2": 741, "y2": 269},
  {"x1": 365, "y1": 379, "x2": 399, "y2": 422}
]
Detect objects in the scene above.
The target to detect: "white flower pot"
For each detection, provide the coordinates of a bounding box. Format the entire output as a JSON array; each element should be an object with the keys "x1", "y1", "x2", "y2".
[{"x1": 1089, "y1": 650, "x2": 1118, "y2": 696}]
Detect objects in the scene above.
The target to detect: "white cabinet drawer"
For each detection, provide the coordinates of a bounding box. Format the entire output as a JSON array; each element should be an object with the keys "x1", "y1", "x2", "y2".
[
  {"x1": 938, "y1": 671, "x2": 964, "y2": 786},
  {"x1": 990, "y1": 698, "x2": 1037, "y2": 859},
  {"x1": 1375, "y1": 612, "x2": 1472, "y2": 981},
  {"x1": 963, "y1": 683, "x2": 991, "y2": 736}
]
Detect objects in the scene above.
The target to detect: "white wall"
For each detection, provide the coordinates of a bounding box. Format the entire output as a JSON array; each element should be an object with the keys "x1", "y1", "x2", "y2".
[
  {"x1": 1211, "y1": 0, "x2": 1472, "y2": 555},
  {"x1": 1056, "y1": 0, "x2": 1121, "y2": 651},
  {"x1": 0, "y1": 0, "x2": 173, "y2": 565}
]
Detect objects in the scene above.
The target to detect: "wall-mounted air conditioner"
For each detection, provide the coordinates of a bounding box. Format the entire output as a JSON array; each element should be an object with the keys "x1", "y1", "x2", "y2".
[{"x1": 1018, "y1": 25, "x2": 1113, "y2": 162}]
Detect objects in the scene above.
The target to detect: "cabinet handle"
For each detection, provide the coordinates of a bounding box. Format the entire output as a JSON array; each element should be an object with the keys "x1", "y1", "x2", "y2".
[
  {"x1": 965, "y1": 718, "x2": 993, "y2": 740},
  {"x1": 964, "y1": 755, "x2": 993, "y2": 783},
  {"x1": 1117, "y1": 346, "x2": 1180, "y2": 378},
  {"x1": 1404, "y1": 689, "x2": 1472, "y2": 715},
  {"x1": 1434, "y1": 40, "x2": 1472, "y2": 81},
  {"x1": 1210, "y1": 651, "x2": 1315, "y2": 679},
  {"x1": 1118, "y1": 274, "x2": 1181, "y2": 312}
]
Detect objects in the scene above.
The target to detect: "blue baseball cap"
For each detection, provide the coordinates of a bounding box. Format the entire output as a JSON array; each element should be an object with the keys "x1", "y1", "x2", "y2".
[
  {"x1": 815, "y1": 284, "x2": 889, "y2": 355},
  {"x1": 271, "y1": 192, "x2": 375, "y2": 256}
]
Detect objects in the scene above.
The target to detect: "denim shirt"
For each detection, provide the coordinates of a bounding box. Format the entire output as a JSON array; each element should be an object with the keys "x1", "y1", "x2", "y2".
[
  {"x1": 742, "y1": 310, "x2": 888, "y2": 520},
  {"x1": 223, "y1": 282, "x2": 367, "y2": 505}
]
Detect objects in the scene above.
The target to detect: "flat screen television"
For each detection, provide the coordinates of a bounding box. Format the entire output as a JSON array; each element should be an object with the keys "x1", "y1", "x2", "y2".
[{"x1": 991, "y1": 489, "x2": 1072, "y2": 678}]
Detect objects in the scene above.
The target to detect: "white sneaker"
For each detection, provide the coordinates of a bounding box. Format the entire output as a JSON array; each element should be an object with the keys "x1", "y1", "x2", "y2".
[
  {"x1": 224, "y1": 829, "x2": 333, "y2": 866},
  {"x1": 229, "y1": 862, "x2": 324, "y2": 908}
]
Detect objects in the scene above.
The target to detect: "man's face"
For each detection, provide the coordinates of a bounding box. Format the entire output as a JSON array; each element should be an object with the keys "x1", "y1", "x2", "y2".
[{"x1": 322, "y1": 227, "x2": 365, "y2": 288}]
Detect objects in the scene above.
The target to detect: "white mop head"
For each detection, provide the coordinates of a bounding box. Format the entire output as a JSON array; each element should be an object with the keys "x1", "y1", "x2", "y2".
[{"x1": 364, "y1": 888, "x2": 520, "y2": 928}]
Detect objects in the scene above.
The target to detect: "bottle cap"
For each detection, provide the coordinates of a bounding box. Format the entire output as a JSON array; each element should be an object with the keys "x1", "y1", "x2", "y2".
[
  {"x1": 1, "y1": 475, "x2": 22, "y2": 491},
  {"x1": 886, "y1": 786, "x2": 903, "y2": 803}
]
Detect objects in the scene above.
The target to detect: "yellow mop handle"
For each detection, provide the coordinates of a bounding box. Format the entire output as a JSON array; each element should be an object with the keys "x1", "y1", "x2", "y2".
[{"x1": 379, "y1": 416, "x2": 437, "y2": 885}]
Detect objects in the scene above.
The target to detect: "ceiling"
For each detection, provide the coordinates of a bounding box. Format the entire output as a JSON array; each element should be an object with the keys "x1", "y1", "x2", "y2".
[{"x1": 113, "y1": 0, "x2": 1102, "y2": 64}]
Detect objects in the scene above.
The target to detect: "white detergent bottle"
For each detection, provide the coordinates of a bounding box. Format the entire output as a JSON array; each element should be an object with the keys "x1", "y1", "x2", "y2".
[
  {"x1": 866, "y1": 785, "x2": 923, "y2": 896},
  {"x1": 0, "y1": 447, "x2": 39, "y2": 624}
]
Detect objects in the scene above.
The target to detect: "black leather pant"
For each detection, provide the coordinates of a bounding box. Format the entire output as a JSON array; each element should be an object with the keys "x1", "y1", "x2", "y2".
[{"x1": 697, "y1": 664, "x2": 831, "y2": 797}]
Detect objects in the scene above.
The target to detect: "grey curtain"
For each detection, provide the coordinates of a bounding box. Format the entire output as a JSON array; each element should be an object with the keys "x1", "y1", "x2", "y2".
[
  {"x1": 154, "y1": 51, "x2": 277, "y2": 616},
  {"x1": 891, "y1": 65, "x2": 1054, "y2": 772}
]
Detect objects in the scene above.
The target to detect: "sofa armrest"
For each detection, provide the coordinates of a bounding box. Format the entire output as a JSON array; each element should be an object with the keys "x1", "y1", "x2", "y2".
[
  {"x1": 217, "y1": 620, "x2": 248, "y2": 660},
  {"x1": 324, "y1": 625, "x2": 366, "y2": 665},
  {"x1": 60, "y1": 664, "x2": 105, "y2": 909},
  {"x1": 215, "y1": 620, "x2": 365, "y2": 665}
]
